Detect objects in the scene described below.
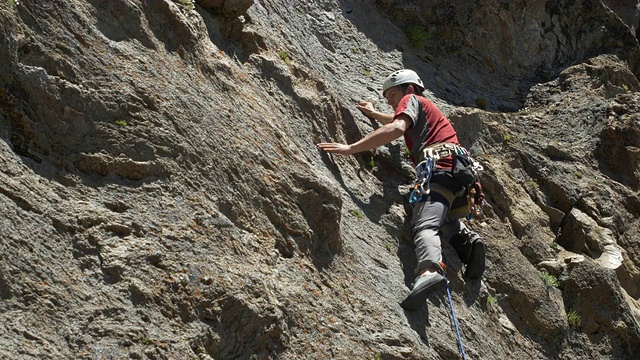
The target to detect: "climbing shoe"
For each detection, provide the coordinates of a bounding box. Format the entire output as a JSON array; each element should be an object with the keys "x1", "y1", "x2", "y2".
[
  {"x1": 464, "y1": 239, "x2": 485, "y2": 279},
  {"x1": 450, "y1": 228, "x2": 486, "y2": 279},
  {"x1": 400, "y1": 272, "x2": 447, "y2": 311}
]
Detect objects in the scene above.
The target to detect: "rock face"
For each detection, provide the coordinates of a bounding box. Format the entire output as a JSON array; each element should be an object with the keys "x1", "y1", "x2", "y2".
[{"x1": 0, "y1": 0, "x2": 639, "y2": 359}]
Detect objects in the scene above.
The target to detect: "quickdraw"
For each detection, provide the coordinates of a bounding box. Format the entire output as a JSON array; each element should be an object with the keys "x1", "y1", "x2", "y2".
[
  {"x1": 466, "y1": 183, "x2": 485, "y2": 220},
  {"x1": 409, "y1": 157, "x2": 436, "y2": 204}
]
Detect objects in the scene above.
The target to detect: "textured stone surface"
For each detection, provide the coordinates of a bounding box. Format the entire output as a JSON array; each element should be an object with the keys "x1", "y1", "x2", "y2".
[{"x1": 1, "y1": 0, "x2": 639, "y2": 359}]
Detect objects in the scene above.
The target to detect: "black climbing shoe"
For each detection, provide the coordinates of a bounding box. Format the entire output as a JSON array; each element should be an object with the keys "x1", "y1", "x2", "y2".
[
  {"x1": 450, "y1": 228, "x2": 485, "y2": 279},
  {"x1": 464, "y1": 238, "x2": 485, "y2": 279}
]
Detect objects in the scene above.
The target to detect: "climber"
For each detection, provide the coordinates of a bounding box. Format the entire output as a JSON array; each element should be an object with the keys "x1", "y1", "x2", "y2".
[{"x1": 317, "y1": 69, "x2": 485, "y2": 311}]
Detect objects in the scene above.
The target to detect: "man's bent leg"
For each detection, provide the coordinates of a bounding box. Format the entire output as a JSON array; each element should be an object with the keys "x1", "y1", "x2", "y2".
[{"x1": 448, "y1": 223, "x2": 485, "y2": 279}]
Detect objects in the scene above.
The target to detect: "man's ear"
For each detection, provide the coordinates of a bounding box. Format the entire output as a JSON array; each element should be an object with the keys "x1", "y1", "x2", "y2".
[{"x1": 407, "y1": 85, "x2": 416, "y2": 94}]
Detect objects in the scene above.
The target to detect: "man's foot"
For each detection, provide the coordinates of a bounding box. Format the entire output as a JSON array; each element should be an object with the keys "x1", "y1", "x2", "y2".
[
  {"x1": 450, "y1": 228, "x2": 486, "y2": 280},
  {"x1": 400, "y1": 272, "x2": 447, "y2": 311}
]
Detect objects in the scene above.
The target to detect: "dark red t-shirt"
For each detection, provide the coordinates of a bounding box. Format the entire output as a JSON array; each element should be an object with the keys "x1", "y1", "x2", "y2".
[{"x1": 393, "y1": 94, "x2": 459, "y2": 168}]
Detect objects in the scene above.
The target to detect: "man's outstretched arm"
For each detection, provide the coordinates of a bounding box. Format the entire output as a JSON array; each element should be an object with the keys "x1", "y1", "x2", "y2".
[{"x1": 317, "y1": 115, "x2": 410, "y2": 155}]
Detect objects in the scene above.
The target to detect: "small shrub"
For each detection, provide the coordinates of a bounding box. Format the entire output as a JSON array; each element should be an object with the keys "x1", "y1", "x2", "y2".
[
  {"x1": 352, "y1": 48, "x2": 359, "y2": 54},
  {"x1": 115, "y1": 119, "x2": 128, "y2": 127},
  {"x1": 528, "y1": 180, "x2": 539, "y2": 188},
  {"x1": 550, "y1": 242, "x2": 559, "y2": 252},
  {"x1": 574, "y1": 171, "x2": 583, "y2": 179},
  {"x1": 502, "y1": 134, "x2": 511, "y2": 142},
  {"x1": 349, "y1": 209, "x2": 365, "y2": 219},
  {"x1": 567, "y1": 310, "x2": 581, "y2": 328},
  {"x1": 385, "y1": 242, "x2": 393, "y2": 252},
  {"x1": 540, "y1": 271, "x2": 560, "y2": 288},
  {"x1": 406, "y1": 24, "x2": 430, "y2": 48},
  {"x1": 279, "y1": 50, "x2": 290, "y2": 63},
  {"x1": 475, "y1": 97, "x2": 488, "y2": 109},
  {"x1": 487, "y1": 295, "x2": 497, "y2": 305},
  {"x1": 367, "y1": 157, "x2": 375, "y2": 168},
  {"x1": 363, "y1": 69, "x2": 371, "y2": 76},
  {"x1": 622, "y1": 84, "x2": 629, "y2": 92}
]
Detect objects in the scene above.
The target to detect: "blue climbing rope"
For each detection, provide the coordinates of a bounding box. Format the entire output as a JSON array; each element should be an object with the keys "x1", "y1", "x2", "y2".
[{"x1": 443, "y1": 273, "x2": 467, "y2": 360}]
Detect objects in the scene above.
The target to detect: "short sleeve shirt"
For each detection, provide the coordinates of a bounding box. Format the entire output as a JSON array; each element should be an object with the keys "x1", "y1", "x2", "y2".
[{"x1": 394, "y1": 94, "x2": 459, "y2": 168}]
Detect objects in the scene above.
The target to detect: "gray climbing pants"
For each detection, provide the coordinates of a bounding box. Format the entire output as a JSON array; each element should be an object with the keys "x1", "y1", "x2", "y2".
[{"x1": 410, "y1": 182, "x2": 470, "y2": 273}]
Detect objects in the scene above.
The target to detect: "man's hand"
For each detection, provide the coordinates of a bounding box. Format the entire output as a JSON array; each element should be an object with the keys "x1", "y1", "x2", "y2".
[
  {"x1": 356, "y1": 101, "x2": 394, "y2": 125},
  {"x1": 316, "y1": 142, "x2": 354, "y2": 155},
  {"x1": 355, "y1": 101, "x2": 375, "y2": 117}
]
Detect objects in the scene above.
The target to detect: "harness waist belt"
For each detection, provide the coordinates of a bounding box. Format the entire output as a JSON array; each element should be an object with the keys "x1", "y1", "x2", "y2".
[{"x1": 419, "y1": 143, "x2": 468, "y2": 163}]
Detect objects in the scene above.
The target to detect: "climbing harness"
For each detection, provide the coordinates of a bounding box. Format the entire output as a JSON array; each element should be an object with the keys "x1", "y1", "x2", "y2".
[
  {"x1": 441, "y1": 261, "x2": 467, "y2": 360},
  {"x1": 409, "y1": 143, "x2": 485, "y2": 220}
]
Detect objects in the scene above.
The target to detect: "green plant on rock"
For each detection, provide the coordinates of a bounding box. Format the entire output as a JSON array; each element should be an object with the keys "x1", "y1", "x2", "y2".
[
  {"x1": 367, "y1": 157, "x2": 375, "y2": 169},
  {"x1": 574, "y1": 171, "x2": 583, "y2": 179},
  {"x1": 475, "y1": 97, "x2": 488, "y2": 109},
  {"x1": 487, "y1": 295, "x2": 497, "y2": 305},
  {"x1": 349, "y1": 209, "x2": 365, "y2": 219},
  {"x1": 115, "y1": 119, "x2": 128, "y2": 127},
  {"x1": 279, "y1": 50, "x2": 291, "y2": 64},
  {"x1": 567, "y1": 310, "x2": 581, "y2": 328},
  {"x1": 406, "y1": 24, "x2": 430, "y2": 48},
  {"x1": 540, "y1": 271, "x2": 560, "y2": 288}
]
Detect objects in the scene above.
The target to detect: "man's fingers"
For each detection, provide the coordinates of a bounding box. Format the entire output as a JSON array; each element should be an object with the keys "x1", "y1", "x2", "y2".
[
  {"x1": 355, "y1": 101, "x2": 374, "y2": 117},
  {"x1": 317, "y1": 142, "x2": 339, "y2": 151},
  {"x1": 316, "y1": 142, "x2": 349, "y2": 154}
]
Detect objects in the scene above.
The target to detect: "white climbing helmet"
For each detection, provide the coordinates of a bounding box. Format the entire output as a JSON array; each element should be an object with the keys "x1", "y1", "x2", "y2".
[{"x1": 382, "y1": 69, "x2": 424, "y2": 95}]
